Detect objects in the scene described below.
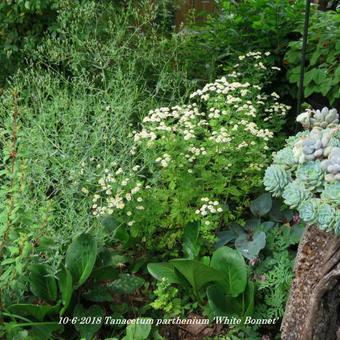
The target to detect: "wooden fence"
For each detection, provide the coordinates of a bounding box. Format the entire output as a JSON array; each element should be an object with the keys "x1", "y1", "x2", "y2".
[{"x1": 175, "y1": 0, "x2": 216, "y2": 27}]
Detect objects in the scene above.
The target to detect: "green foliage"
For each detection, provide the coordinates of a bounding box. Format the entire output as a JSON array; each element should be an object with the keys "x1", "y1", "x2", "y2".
[
  {"x1": 0, "y1": 1, "x2": 308, "y2": 338},
  {"x1": 0, "y1": 0, "x2": 195, "y2": 310},
  {"x1": 254, "y1": 223, "x2": 302, "y2": 319},
  {"x1": 150, "y1": 279, "x2": 182, "y2": 317},
  {"x1": 250, "y1": 193, "x2": 272, "y2": 217},
  {"x1": 2, "y1": 232, "x2": 146, "y2": 338},
  {"x1": 65, "y1": 233, "x2": 97, "y2": 289},
  {"x1": 0, "y1": 0, "x2": 60, "y2": 84},
  {"x1": 29, "y1": 264, "x2": 57, "y2": 303},
  {"x1": 206, "y1": 281, "x2": 254, "y2": 319},
  {"x1": 109, "y1": 274, "x2": 145, "y2": 294},
  {"x1": 148, "y1": 246, "x2": 253, "y2": 319},
  {"x1": 123, "y1": 322, "x2": 152, "y2": 340},
  {"x1": 215, "y1": 193, "x2": 294, "y2": 260},
  {"x1": 183, "y1": 0, "x2": 305, "y2": 82},
  {"x1": 73, "y1": 304, "x2": 105, "y2": 340},
  {"x1": 91, "y1": 52, "x2": 289, "y2": 254},
  {"x1": 285, "y1": 10, "x2": 340, "y2": 104},
  {"x1": 264, "y1": 107, "x2": 340, "y2": 232}
]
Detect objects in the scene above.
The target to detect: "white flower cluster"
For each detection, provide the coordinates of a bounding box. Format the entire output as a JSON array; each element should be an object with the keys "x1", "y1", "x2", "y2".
[
  {"x1": 92, "y1": 168, "x2": 144, "y2": 217},
  {"x1": 185, "y1": 146, "x2": 207, "y2": 162},
  {"x1": 190, "y1": 77, "x2": 251, "y2": 100},
  {"x1": 241, "y1": 51, "x2": 271, "y2": 59},
  {"x1": 130, "y1": 52, "x2": 289, "y2": 156},
  {"x1": 208, "y1": 108, "x2": 228, "y2": 119},
  {"x1": 195, "y1": 198, "x2": 223, "y2": 216},
  {"x1": 209, "y1": 127, "x2": 232, "y2": 144},
  {"x1": 156, "y1": 153, "x2": 171, "y2": 168},
  {"x1": 239, "y1": 120, "x2": 273, "y2": 140}
]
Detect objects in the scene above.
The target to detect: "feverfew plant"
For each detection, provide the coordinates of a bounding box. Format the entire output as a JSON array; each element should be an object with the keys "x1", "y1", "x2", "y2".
[
  {"x1": 264, "y1": 107, "x2": 340, "y2": 233},
  {"x1": 91, "y1": 52, "x2": 290, "y2": 253}
]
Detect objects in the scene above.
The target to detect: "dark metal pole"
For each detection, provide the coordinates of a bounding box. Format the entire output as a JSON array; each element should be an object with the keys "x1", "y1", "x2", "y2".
[{"x1": 297, "y1": 0, "x2": 312, "y2": 115}]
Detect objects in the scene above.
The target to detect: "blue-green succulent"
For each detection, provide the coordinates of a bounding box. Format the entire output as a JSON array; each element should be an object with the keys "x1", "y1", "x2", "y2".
[
  {"x1": 298, "y1": 199, "x2": 320, "y2": 224},
  {"x1": 273, "y1": 147, "x2": 297, "y2": 168},
  {"x1": 263, "y1": 165, "x2": 291, "y2": 197},
  {"x1": 300, "y1": 129, "x2": 333, "y2": 161},
  {"x1": 264, "y1": 106, "x2": 339, "y2": 233},
  {"x1": 296, "y1": 161, "x2": 324, "y2": 190},
  {"x1": 335, "y1": 212, "x2": 340, "y2": 235},
  {"x1": 321, "y1": 147, "x2": 340, "y2": 182},
  {"x1": 317, "y1": 204, "x2": 336, "y2": 231},
  {"x1": 297, "y1": 107, "x2": 339, "y2": 130},
  {"x1": 282, "y1": 181, "x2": 310, "y2": 209},
  {"x1": 321, "y1": 182, "x2": 340, "y2": 205}
]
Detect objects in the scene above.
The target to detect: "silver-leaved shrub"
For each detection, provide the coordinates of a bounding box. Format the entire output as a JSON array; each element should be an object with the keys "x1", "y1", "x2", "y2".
[{"x1": 264, "y1": 107, "x2": 340, "y2": 233}]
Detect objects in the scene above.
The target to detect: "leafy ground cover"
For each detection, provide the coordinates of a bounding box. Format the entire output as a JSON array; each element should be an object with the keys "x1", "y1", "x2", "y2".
[{"x1": 0, "y1": 0, "x2": 339, "y2": 339}]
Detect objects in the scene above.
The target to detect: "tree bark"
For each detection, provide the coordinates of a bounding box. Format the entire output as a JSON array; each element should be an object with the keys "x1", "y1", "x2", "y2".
[{"x1": 281, "y1": 225, "x2": 340, "y2": 340}]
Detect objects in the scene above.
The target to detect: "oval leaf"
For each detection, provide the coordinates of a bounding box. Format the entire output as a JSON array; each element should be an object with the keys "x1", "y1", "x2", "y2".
[
  {"x1": 170, "y1": 259, "x2": 224, "y2": 293},
  {"x1": 250, "y1": 193, "x2": 272, "y2": 217},
  {"x1": 29, "y1": 264, "x2": 57, "y2": 303},
  {"x1": 235, "y1": 231, "x2": 266, "y2": 260},
  {"x1": 147, "y1": 262, "x2": 182, "y2": 285},
  {"x1": 58, "y1": 267, "x2": 73, "y2": 315},
  {"x1": 210, "y1": 247, "x2": 247, "y2": 297},
  {"x1": 65, "y1": 233, "x2": 97, "y2": 288}
]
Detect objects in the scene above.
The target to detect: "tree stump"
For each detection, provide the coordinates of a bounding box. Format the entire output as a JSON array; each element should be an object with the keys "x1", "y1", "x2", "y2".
[{"x1": 281, "y1": 225, "x2": 340, "y2": 340}]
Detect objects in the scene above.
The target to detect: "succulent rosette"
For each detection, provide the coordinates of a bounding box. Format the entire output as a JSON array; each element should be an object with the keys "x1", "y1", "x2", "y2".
[
  {"x1": 296, "y1": 161, "x2": 323, "y2": 190},
  {"x1": 301, "y1": 129, "x2": 333, "y2": 161},
  {"x1": 297, "y1": 107, "x2": 339, "y2": 130},
  {"x1": 321, "y1": 182, "x2": 340, "y2": 205},
  {"x1": 273, "y1": 147, "x2": 297, "y2": 168},
  {"x1": 335, "y1": 212, "x2": 340, "y2": 235},
  {"x1": 321, "y1": 147, "x2": 340, "y2": 182},
  {"x1": 263, "y1": 165, "x2": 291, "y2": 197},
  {"x1": 317, "y1": 204, "x2": 336, "y2": 231},
  {"x1": 282, "y1": 181, "x2": 310, "y2": 209},
  {"x1": 264, "y1": 106, "x2": 340, "y2": 233},
  {"x1": 298, "y1": 199, "x2": 320, "y2": 224}
]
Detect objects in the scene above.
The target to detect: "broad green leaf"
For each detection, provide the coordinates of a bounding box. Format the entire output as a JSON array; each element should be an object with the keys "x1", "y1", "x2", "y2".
[
  {"x1": 310, "y1": 49, "x2": 322, "y2": 66},
  {"x1": 7, "y1": 304, "x2": 59, "y2": 322},
  {"x1": 215, "y1": 230, "x2": 238, "y2": 249},
  {"x1": 288, "y1": 65, "x2": 301, "y2": 83},
  {"x1": 269, "y1": 198, "x2": 293, "y2": 222},
  {"x1": 311, "y1": 68, "x2": 327, "y2": 85},
  {"x1": 73, "y1": 304, "x2": 104, "y2": 340},
  {"x1": 123, "y1": 322, "x2": 152, "y2": 340},
  {"x1": 207, "y1": 281, "x2": 254, "y2": 318},
  {"x1": 215, "y1": 223, "x2": 244, "y2": 249},
  {"x1": 58, "y1": 267, "x2": 73, "y2": 315},
  {"x1": 147, "y1": 262, "x2": 182, "y2": 284},
  {"x1": 206, "y1": 284, "x2": 229, "y2": 316},
  {"x1": 108, "y1": 274, "x2": 145, "y2": 294},
  {"x1": 235, "y1": 231, "x2": 266, "y2": 260},
  {"x1": 224, "y1": 281, "x2": 254, "y2": 317},
  {"x1": 82, "y1": 286, "x2": 113, "y2": 302},
  {"x1": 183, "y1": 222, "x2": 201, "y2": 259},
  {"x1": 91, "y1": 265, "x2": 118, "y2": 282},
  {"x1": 29, "y1": 264, "x2": 57, "y2": 303},
  {"x1": 65, "y1": 233, "x2": 97, "y2": 288},
  {"x1": 320, "y1": 82, "x2": 331, "y2": 96},
  {"x1": 250, "y1": 193, "x2": 272, "y2": 217},
  {"x1": 210, "y1": 247, "x2": 247, "y2": 297},
  {"x1": 170, "y1": 259, "x2": 223, "y2": 294}
]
